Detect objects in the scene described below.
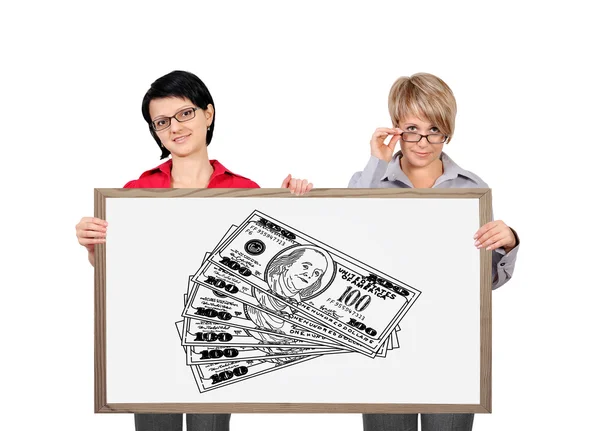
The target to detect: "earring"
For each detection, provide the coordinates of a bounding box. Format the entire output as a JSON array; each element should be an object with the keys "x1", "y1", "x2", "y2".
[{"x1": 207, "y1": 126, "x2": 211, "y2": 132}]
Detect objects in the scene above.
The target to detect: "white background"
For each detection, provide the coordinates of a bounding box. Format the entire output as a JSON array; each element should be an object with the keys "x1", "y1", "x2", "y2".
[
  {"x1": 106, "y1": 198, "x2": 480, "y2": 404},
  {"x1": 1, "y1": 1, "x2": 598, "y2": 430}
]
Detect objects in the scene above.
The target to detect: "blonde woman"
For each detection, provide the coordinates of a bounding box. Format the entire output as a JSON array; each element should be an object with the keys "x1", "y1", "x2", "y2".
[{"x1": 349, "y1": 73, "x2": 520, "y2": 431}]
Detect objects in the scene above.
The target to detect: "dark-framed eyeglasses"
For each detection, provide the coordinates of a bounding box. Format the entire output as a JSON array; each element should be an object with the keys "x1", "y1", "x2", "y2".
[
  {"x1": 401, "y1": 132, "x2": 447, "y2": 144},
  {"x1": 151, "y1": 107, "x2": 201, "y2": 131}
]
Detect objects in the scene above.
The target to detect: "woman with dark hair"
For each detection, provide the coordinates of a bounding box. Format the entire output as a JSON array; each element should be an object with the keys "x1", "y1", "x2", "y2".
[{"x1": 75, "y1": 70, "x2": 314, "y2": 431}]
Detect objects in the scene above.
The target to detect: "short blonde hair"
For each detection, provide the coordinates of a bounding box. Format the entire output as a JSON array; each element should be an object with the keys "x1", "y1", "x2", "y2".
[{"x1": 388, "y1": 73, "x2": 457, "y2": 142}]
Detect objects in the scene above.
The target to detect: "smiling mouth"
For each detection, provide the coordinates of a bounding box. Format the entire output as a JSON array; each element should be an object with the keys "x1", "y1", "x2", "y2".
[
  {"x1": 297, "y1": 276, "x2": 308, "y2": 283},
  {"x1": 173, "y1": 134, "x2": 190, "y2": 144}
]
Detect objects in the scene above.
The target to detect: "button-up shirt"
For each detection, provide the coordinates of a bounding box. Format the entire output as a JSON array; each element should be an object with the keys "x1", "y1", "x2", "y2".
[
  {"x1": 348, "y1": 151, "x2": 519, "y2": 289},
  {"x1": 123, "y1": 159, "x2": 260, "y2": 189}
]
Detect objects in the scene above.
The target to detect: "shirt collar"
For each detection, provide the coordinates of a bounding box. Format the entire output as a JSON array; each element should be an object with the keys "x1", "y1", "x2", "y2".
[
  {"x1": 210, "y1": 159, "x2": 230, "y2": 179},
  {"x1": 381, "y1": 151, "x2": 480, "y2": 186},
  {"x1": 139, "y1": 158, "x2": 233, "y2": 181}
]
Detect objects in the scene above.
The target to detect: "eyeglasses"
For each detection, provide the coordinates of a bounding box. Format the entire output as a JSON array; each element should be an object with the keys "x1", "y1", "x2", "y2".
[
  {"x1": 401, "y1": 132, "x2": 447, "y2": 144},
  {"x1": 151, "y1": 107, "x2": 201, "y2": 131}
]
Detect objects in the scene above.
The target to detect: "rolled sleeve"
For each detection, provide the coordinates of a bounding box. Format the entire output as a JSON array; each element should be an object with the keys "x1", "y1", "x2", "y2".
[
  {"x1": 348, "y1": 156, "x2": 388, "y2": 188},
  {"x1": 491, "y1": 228, "x2": 520, "y2": 290}
]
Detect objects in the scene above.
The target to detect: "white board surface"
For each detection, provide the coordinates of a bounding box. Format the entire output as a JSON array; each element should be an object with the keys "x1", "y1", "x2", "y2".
[{"x1": 105, "y1": 196, "x2": 481, "y2": 404}]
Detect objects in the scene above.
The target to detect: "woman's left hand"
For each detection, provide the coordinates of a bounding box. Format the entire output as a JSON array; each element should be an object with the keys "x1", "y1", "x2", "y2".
[
  {"x1": 474, "y1": 220, "x2": 517, "y2": 253},
  {"x1": 281, "y1": 174, "x2": 313, "y2": 196}
]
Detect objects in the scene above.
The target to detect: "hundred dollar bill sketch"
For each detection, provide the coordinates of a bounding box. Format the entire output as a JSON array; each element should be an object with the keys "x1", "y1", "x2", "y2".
[
  {"x1": 179, "y1": 320, "x2": 345, "y2": 365},
  {"x1": 186, "y1": 343, "x2": 345, "y2": 365},
  {"x1": 182, "y1": 282, "x2": 349, "y2": 363},
  {"x1": 183, "y1": 315, "x2": 323, "y2": 349},
  {"x1": 175, "y1": 321, "x2": 321, "y2": 393},
  {"x1": 195, "y1": 211, "x2": 421, "y2": 355},
  {"x1": 183, "y1": 254, "x2": 351, "y2": 353},
  {"x1": 182, "y1": 288, "x2": 303, "y2": 349},
  {"x1": 176, "y1": 212, "x2": 418, "y2": 394},
  {"x1": 183, "y1": 279, "x2": 353, "y2": 352},
  {"x1": 187, "y1": 262, "x2": 378, "y2": 356}
]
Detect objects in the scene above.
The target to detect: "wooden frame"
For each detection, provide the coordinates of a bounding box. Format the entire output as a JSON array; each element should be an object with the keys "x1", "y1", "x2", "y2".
[{"x1": 94, "y1": 188, "x2": 492, "y2": 414}]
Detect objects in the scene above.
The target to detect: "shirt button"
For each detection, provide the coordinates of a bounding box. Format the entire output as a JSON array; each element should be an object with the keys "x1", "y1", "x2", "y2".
[{"x1": 500, "y1": 262, "x2": 506, "y2": 267}]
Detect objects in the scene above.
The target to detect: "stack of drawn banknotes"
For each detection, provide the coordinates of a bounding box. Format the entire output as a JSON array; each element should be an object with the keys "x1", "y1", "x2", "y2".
[{"x1": 175, "y1": 210, "x2": 421, "y2": 393}]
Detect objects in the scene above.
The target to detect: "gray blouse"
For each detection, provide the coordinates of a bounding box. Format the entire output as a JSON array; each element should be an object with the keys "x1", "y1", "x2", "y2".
[{"x1": 348, "y1": 151, "x2": 520, "y2": 290}]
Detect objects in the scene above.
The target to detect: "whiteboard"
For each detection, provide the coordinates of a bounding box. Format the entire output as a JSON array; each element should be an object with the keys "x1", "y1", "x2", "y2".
[{"x1": 95, "y1": 188, "x2": 491, "y2": 413}]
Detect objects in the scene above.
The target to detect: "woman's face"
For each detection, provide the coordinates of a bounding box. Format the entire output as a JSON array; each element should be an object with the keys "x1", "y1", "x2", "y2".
[
  {"x1": 399, "y1": 115, "x2": 446, "y2": 169},
  {"x1": 149, "y1": 97, "x2": 213, "y2": 158}
]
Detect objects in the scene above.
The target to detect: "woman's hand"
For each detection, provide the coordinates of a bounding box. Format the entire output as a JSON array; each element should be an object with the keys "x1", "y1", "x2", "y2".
[
  {"x1": 76, "y1": 217, "x2": 108, "y2": 266},
  {"x1": 370, "y1": 127, "x2": 403, "y2": 162},
  {"x1": 474, "y1": 220, "x2": 517, "y2": 253},
  {"x1": 281, "y1": 174, "x2": 313, "y2": 196}
]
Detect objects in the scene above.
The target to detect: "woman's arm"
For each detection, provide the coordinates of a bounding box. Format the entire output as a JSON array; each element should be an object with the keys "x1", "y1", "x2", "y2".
[
  {"x1": 348, "y1": 128, "x2": 401, "y2": 188},
  {"x1": 75, "y1": 217, "x2": 107, "y2": 267},
  {"x1": 490, "y1": 228, "x2": 520, "y2": 289},
  {"x1": 475, "y1": 221, "x2": 520, "y2": 290}
]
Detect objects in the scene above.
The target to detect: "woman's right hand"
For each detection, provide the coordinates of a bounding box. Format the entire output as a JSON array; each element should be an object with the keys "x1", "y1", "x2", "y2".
[
  {"x1": 370, "y1": 127, "x2": 402, "y2": 162},
  {"x1": 76, "y1": 217, "x2": 107, "y2": 265}
]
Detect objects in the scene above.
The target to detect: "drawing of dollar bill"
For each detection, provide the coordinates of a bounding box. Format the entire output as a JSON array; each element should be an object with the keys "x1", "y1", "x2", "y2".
[
  {"x1": 182, "y1": 299, "x2": 346, "y2": 353},
  {"x1": 187, "y1": 262, "x2": 378, "y2": 356},
  {"x1": 177, "y1": 321, "x2": 345, "y2": 365},
  {"x1": 183, "y1": 281, "x2": 355, "y2": 353},
  {"x1": 196, "y1": 225, "x2": 399, "y2": 355},
  {"x1": 175, "y1": 321, "x2": 321, "y2": 393},
  {"x1": 182, "y1": 316, "x2": 321, "y2": 348},
  {"x1": 194, "y1": 211, "x2": 421, "y2": 355}
]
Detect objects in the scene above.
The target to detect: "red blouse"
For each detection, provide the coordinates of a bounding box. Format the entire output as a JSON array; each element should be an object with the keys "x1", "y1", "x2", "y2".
[{"x1": 123, "y1": 159, "x2": 260, "y2": 188}]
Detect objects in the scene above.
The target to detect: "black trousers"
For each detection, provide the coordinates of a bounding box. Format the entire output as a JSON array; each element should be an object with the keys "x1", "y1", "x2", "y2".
[
  {"x1": 134, "y1": 414, "x2": 231, "y2": 431},
  {"x1": 363, "y1": 414, "x2": 474, "y2": 431}
]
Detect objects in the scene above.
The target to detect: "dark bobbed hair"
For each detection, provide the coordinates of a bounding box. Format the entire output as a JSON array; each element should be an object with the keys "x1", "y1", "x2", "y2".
[{"x1": 141, "y1": 70, "x2": 215, "y2": 159}]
